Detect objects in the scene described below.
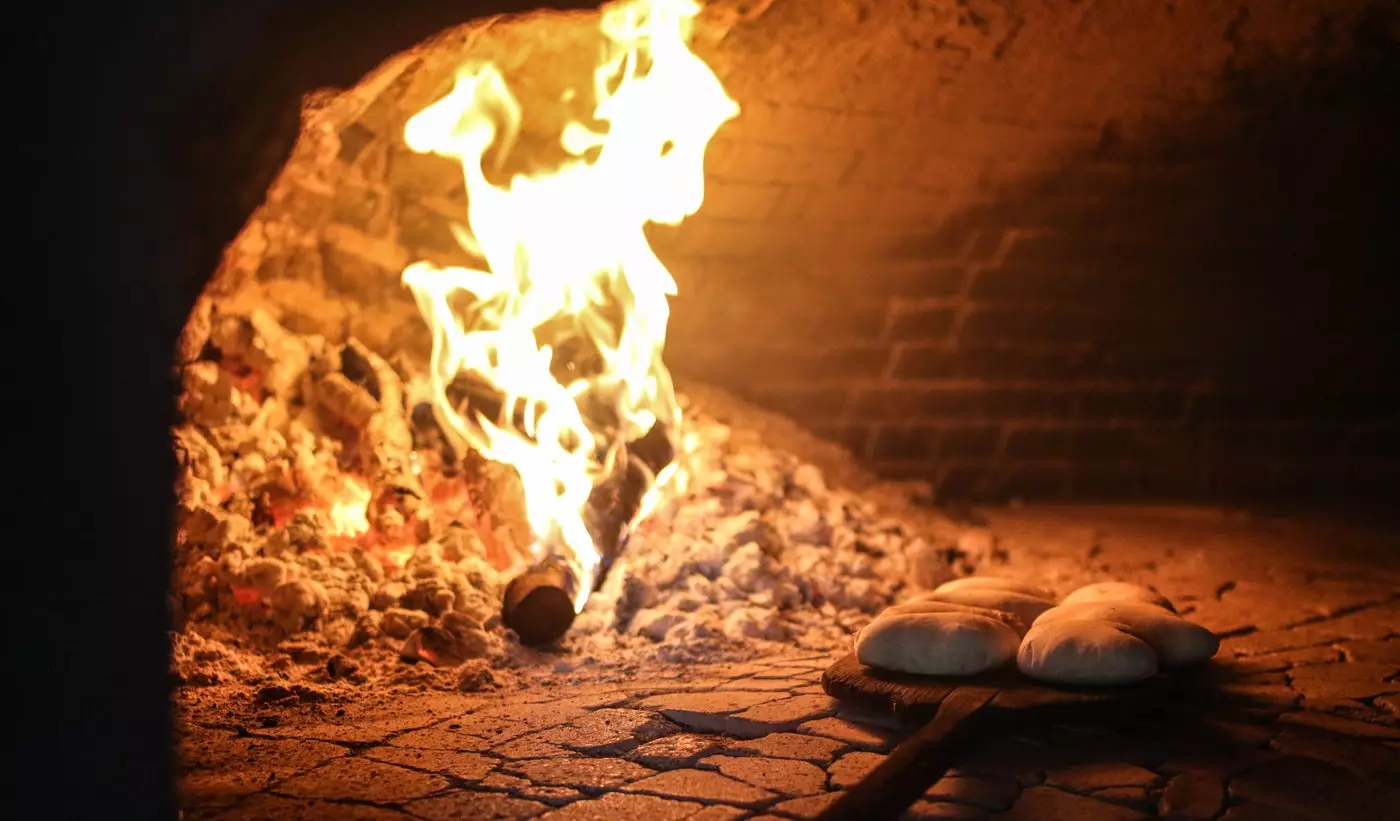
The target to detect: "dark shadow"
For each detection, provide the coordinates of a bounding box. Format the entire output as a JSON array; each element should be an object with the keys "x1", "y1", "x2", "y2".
[
  {"x1": 879, "y1": 5, "x2": 1400, "y2": 504},
  {"x1": 36, "y1": 2, "x2": 600, "y2": 819}
]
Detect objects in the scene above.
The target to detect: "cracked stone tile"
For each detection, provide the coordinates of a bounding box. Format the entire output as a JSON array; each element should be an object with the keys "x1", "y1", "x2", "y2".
[
  {"x1": 1289, "y1": 662, "x2": 1400, "y2": 701},
  {"x1": 791, "y1": 685, "x2": 827, "y2": 695},
  {"x1": 1300, "y1": 696, "x2": 1391, "y2": 723},
  {"x1": 925, "y1": 773, "x2": 1018, "y2": 811},
  {"x1": 1157, "y1": 771, "x2": 1222, "y2": 820},
  {"x1": 1215, "y1": 645, "x2": 1345, "y2": 675},
  {"x1": 389, "y1": 726, "x2": 492, "y2": 751},
  {"x1": 1228, "y1": 754, "x2": 1400, "y2": 819},
  {"x1": 749, "y1": 662, "x2": 828, "y2": 679},
  {"x1": 902, "y1": 799, "x2": 987, "y2": 818},
  {"x1": 404, "y1": 791, "x2": 551, "y2": 820},
  {"x1": 493, "y1": 735, "x2": 580, "y2": 759},
  {"x1": 687, "y1": 805, "x2": 748, "y2": 821},
  {"x1": 768, "y1": 791, "x2": 843, "y2": 818},
  {"x1": 180, "y1": 732, "x2": 348, "y2": 803},
  {"x1": 363, "y1": 747, "x2": 495, "y2": 782},
  {"x1": 554, "y1": 691, "x2": 633, "y2": 710},
  {"x1": 622, "y1": 768, "x2": 778, "y2": 809},
  {"x1": 206, "y1": 793, "x2": 415, "y2": 820},
  {"x1": 1289, "y1": 662, "x2": 1399, "y2": 682},
  {"x1": 479, "y1": 771, "x2": 585, "y2": 804},
  {"x1": 726, "y1": 677, "x2": 806, "y2": 692},
  {"x1": 502, "y1": 758, "x2": 655, "y2": 790},
  {"x1": 255, "y1": 695, "x2": 481, "y2": 744},
  {"x1": 529, "y1": 708, "x2": 680, "y2": 755},
  {"x1": 1278, "y1": 709, "x2": 1400, "y2": 740},
  {"x1": 697, "y1": 754, "x2": 827, "y2": 796},
  {"x1": 1303, "y1": 685, "x2": 1400, "y2": 712},
  {"x1": 478, "y1": 774, "x2": 583, "y2": 807},
  {"x1": 1223, "y1": 604, "x2": 1400, "y2": 657},
  {"x1": 992, "y1": 786, "x2": 1146, "y2": 821},
  {"x1": 728, "y1": 695, "x2": 840, "y2": 737},
  {"x1": 727, "y1": 731, "x2": 846, "y2": 764},
  {"x1": 1270, "y1": 726, "x2": 1400, "y2": 781},
  {"x1": 628, "y1": 734, "x2": 725, "y2": 769},
  {"x1": 828, "y1": 751, "x2": 886, "y2": 789},
  {"x1": 797, "y1": 717, "x2": 899, "y2": 752},
  {"x1": 639, "y1": 692, "x2": 784, "y2": 733},
  {"x1": 535, "y1": 791, "x2": 701, "y2": 821},
  {"x1": 274, "y1": 757, "x2": 448, "y2": 803},
  {"x1": 1339, "y1": 638, "x2": 1400, "y2": 665},
  {"x1": 443, "y1": 714, "x2": 533, "y2": 742},
  {"x1": 622, "y1": 679, "x2": 723, "y2": 696},
  {"x1": 471, "y1": 702, "x2": 594, "y2": 731},
  {"x1": 1045, "y1": 763, "x2": 1158, "y2": 793}
]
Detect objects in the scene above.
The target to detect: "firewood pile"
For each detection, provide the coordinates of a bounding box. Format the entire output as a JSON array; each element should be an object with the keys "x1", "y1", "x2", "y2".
[{"x1": 171, "y1": 306, "x2": 994, "y2": 693}]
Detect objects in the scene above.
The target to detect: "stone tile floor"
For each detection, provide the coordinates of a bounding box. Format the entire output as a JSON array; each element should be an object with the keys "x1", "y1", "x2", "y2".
[{"x1": 178, "y1": 506, "x2": 1400, "y2": 820}]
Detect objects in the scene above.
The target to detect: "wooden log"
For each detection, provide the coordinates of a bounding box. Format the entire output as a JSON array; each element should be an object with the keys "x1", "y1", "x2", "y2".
[{"x1": 501, "y1": 557, "x2": 578, "y2": 647}]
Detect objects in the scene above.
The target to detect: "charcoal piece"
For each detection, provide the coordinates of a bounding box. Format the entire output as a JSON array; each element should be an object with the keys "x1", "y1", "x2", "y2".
[
  {"x1": 340, "y1": 337, "x2": 383, "y2": 399},
  {"x1": 316, "y1": 372, "x2": 379, "y2": 429}
]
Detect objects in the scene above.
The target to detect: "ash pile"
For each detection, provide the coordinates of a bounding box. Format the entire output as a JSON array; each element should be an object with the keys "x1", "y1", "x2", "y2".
[{"x1": 172, "y1": 306, "x2": 996, "y2": 692}]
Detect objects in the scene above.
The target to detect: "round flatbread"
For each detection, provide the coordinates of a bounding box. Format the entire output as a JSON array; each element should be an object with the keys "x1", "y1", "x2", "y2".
[
  {"x1": 1033, "y1": 601, "x2": 1218, "y2": 666},
  {"x1": 920, "y1": 587, "x2": 1056, "y2": 628},
  {"x1": 882, "y1": 599, "x2": 1028, "y2": 636},
  {"x1": 1061, "y1": 581, "x2": 1175, "y2": 612},
  {"x1": 1017, "y1": 620, "x2": 1159, "y2": 685},
  {"x1": 932, "y1": 575, "x2": 1053, "y2": 601},
  {"x1": 856, "y1": 611, "x2": 1021, "y2": 676}
]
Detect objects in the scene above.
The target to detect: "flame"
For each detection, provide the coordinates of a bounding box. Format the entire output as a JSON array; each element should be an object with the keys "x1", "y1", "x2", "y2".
[
  {"x1": 326, "y1": 475, "x2": 372, "y2": 538},
  {"x1": 401, "y1": 0, "x2": 736, "y2": 611}
]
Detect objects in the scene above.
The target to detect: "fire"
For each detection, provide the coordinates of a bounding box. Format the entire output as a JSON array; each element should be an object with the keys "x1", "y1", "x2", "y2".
[
  {"x1": 401, "y1": 0, "x2": 736, "y2": 611},
  {"x1": 326, "y1": 475, "x2": 372, "y2": 538}
]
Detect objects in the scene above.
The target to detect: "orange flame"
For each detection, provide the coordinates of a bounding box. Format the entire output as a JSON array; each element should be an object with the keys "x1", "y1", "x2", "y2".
[
  {"x1": 326, "y1": 475, "x2": 372, "y2": 538},
  {"x1": 401, "y1": 0, "x2": 736, "y2": 610}
]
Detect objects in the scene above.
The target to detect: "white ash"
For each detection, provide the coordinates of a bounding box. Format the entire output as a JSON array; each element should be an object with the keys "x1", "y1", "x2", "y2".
[
  {"x1": 172, "y1": 305, "x2": 996, "y2": 690},
  {"x1": 564, "y1": 409, "x2": 989, "y2": 664}
]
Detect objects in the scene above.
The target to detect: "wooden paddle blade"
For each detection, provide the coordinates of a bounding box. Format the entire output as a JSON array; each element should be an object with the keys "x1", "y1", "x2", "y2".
[
  {"x1": 817, "y1": 687, "x2": 998, "y2": 821},
  {"x1": 821, "y1": 653, "x2": 959, "y2": 724}
]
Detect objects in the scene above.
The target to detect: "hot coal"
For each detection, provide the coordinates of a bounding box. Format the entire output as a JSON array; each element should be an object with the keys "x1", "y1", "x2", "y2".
[{"x1": 171, "y1": 305, "x2": 995, "y2": 692}]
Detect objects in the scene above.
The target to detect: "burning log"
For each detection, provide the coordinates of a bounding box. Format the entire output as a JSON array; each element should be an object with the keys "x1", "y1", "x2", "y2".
[
  {"x1": 501, "y1": 557, "x2": 579, "y2": 647},
  {"x1": 311, "y1": 336, "x2": 425, "y2": 532},
  {"x1": 502, "y1": 424, "x2": 675, "y2": 646}
]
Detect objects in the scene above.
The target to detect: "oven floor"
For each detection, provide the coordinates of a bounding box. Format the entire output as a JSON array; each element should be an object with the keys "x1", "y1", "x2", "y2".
[{"x1": 177, "y1": 505, "x2": 1400, "y2": 820}]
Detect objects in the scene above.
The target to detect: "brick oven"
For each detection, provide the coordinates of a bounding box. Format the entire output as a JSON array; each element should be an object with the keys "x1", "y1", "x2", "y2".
[{"x1": 42, "y1": 1, "x2": 1399, "y2": 820}]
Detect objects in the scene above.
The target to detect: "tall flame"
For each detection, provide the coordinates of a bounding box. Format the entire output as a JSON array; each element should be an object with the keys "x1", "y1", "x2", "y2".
[{"x1": 401, "y1": 0, "x2": 738, "y2": 611}]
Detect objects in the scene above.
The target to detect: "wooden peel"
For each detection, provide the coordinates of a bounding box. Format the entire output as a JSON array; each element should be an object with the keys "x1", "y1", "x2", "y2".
[{"x1": 817, "y1": 654, "x2": 1176, "y2": 821}]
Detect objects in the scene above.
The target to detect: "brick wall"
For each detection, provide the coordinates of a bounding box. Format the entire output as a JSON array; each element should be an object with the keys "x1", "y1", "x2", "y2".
[
  {"x1": 650, "y1": 0, "x2": 1400, "y2": 501},
  {"x1": 193, "y1": 0, "x2": 1399, "y2": 504}
]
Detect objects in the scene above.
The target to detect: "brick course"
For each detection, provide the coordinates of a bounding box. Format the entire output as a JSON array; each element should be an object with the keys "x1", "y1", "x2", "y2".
[
  {"x1": 199, "y1": 0, "x2": 1399, "y2": 504},
  {"x1": 650, "y1": 0, "x2": 1400, "y2": 502}
]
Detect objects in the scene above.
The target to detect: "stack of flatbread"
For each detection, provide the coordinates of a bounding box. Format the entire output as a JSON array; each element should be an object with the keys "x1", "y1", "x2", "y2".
[{"x1": 855, "y1": 578, "x2": 1218, "y2": 685}]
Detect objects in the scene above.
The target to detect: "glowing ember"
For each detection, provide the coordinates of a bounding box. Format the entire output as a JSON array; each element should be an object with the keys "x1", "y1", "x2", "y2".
[
  {"x1": 401, "y1": 0, "x2": 737, "y2": 611},
  {"x1": 326, "y1": 475, "x2": 372, "y2": 538}
]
